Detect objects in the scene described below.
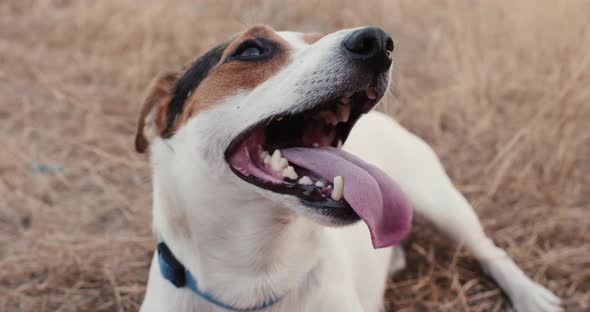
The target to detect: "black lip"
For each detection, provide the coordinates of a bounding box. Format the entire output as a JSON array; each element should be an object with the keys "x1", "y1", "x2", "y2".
[{"x1": 224, "y1": 87, "x2": 385, "y2": 223}]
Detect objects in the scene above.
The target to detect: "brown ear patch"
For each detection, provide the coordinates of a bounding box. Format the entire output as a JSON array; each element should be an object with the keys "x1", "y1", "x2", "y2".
[
  {"x1": 135, "y1": 71, "x2": 179, "y2": 153},
  {"x1": 177, "y1": 25, "x2": 292, "y2": 126},
  {"x1": 303, "y1": 32, "x2": 325, "y2": 44}
]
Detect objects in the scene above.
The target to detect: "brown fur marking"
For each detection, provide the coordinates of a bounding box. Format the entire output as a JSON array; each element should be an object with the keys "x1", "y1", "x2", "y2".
[
  {"x1": 136, "y1": 25, "x2": 292, "y2": 149},
  {"x1": 178, "y1": 25, "x2": 292, "y2": 125}
]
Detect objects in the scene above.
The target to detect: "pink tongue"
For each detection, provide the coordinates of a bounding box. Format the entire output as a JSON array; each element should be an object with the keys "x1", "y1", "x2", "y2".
[{"x1": 281, "y1": 147, "x2": 412, "y2": 248}]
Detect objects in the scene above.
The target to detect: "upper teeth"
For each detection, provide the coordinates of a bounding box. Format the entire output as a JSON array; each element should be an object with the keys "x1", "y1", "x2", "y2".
[
  {"x1": 336, "y1": 103, "x2": 351, "y2": 123},
  {"x1": 318, "y1": 111, "x2": 339, "y2": 126},
  {"x1": 366, "y1": 88, "x2": 377, "y2": 100},
  {"x1": 315, "y1": 102, "x2": 351, "y2": 126},
  {"x1": 339, "y1": 96, "x2": 351, "y2": 104}
]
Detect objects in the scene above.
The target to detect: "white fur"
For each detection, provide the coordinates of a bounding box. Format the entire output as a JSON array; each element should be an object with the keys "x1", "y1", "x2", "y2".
[{"x1": 140, "y1": 28, "x2": 562, "y2": 312}]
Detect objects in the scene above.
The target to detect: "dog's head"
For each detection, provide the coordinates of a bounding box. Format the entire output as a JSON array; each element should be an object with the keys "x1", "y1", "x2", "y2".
[{"x1": 136, "y1": 25, "x2": 410, "y2": 248}]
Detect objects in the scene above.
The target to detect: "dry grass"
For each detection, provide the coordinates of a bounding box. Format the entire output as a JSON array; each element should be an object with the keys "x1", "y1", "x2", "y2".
[{"x1": 0, "y1": 0, "x2": 588, "y2": 311}]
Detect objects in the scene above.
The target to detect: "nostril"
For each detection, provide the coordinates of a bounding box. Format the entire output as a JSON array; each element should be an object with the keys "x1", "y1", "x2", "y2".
[{"x1": 385, "y1": 37, "x2": 394, "y2": 53}]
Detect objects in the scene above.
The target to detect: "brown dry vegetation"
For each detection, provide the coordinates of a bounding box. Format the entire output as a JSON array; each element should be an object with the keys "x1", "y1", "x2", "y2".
[{"x1": 0, "y1": 0, "x2": 589, "y2": 311}]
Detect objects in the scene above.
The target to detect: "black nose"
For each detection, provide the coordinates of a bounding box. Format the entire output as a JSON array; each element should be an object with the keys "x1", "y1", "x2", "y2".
[{"x1": 342, "y1": 27, "x2": 393, "y2": 72}]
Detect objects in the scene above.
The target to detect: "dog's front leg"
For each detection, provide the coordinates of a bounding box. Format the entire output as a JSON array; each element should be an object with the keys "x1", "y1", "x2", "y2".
[
  {"x1": 395, "y1": 135, "x2": 562, "y2": 312},
  {"x1": 346, "y1": 112, "x2": 562, "y2": 312},
  {"x1": 407, "y1": 167, "x2": 563, "y2": 312}
]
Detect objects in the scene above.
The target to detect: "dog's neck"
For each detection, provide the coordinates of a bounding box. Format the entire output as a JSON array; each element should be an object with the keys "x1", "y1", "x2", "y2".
[{"x1": 151, "y1": 166, "x2": 323, "y2": 308}]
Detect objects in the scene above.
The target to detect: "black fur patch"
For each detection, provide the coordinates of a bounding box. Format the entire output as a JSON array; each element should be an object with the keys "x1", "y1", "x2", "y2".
[{"x1": 162, "y1": 42, "x2": 229, "y2": 137}]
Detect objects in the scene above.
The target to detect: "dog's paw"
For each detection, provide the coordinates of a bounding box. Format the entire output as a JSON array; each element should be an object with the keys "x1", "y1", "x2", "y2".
[
  {"x1": 482, "y1": 257, "x2": 562, "y2": 312},
  {"x1": 510, "y1": 281, "x2": 562, "y2": 312}
]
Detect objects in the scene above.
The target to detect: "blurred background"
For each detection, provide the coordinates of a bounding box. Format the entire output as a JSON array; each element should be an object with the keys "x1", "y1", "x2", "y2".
[{"x1": 0, "y1": 0, "x2": 589, "y2": 311}]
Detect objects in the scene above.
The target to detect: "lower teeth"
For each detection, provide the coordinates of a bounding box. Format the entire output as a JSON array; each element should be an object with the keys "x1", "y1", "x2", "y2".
[
  {"x1": 257, "y1": 146, "x2": 345, "y2": 202},
  {"x1": 298, "y1": 176, "x2": 313, "y2": 185},
  {"x1": 331, "y1": 176, "x2": 343, "y2": 201}
]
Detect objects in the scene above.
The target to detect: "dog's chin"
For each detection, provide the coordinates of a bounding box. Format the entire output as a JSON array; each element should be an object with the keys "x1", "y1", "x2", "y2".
[{"x1": 267, "y1": 192, "x2": 361, "y2": 227}]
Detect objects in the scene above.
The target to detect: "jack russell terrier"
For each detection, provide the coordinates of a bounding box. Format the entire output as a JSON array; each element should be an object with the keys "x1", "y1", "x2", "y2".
[{"x1": 135, "y1": 25, "x2": 562, "y2": 312}]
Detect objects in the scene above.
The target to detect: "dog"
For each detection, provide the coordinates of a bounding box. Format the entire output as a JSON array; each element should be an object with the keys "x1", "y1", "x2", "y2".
[{"x1": 135, "y1": 25, "x2": 562, "y2": 312}]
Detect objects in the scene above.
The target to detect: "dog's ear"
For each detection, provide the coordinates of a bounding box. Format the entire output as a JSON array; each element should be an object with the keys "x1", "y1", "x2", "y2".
[{"x1": 135, "y1": 71, "x2": 179, "y2": 153}]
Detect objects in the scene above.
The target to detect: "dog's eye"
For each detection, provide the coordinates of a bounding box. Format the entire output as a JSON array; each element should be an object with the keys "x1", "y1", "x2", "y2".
[
  {"x1": 239, "y1": 47, "x2": 262, "y2": 57},
  {"x1": 230, "y1": 39, "x2": 270, "y2": 60}
]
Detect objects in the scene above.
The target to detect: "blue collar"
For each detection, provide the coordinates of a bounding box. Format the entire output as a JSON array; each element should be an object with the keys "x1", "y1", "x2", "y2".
[{"x1": 157, "y1": 242, "x2": 284, "y2": 311}]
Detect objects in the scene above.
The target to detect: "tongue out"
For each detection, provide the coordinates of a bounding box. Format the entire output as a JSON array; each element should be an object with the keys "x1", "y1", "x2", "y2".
[{"x1": 281, "y1": 146, "x2": 412, "y2": 248}]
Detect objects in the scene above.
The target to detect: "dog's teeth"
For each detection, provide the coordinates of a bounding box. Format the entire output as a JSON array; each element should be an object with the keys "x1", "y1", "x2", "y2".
[
  {"x1": 278, "y1": 158, "x2": 289, "y2": 170},
  {"x1": 282, "y1": 166, "x2": 298, "y2": 180},
  {"x1": 326, "y1": 113, "x2": 339, "y2": 126},
  {"x1": 366, "y1": 88, "x2": 377, "y2": 100},
  {"x1": 298, "y1": 176, "x2": 313, "y2": 185},
  {"x1": 315, "y1": 180, "x2": 325, "y2": 188},
  {"x1": 263, "y1": 155, "x2": 271, "y2": 164},
  {"x1": 271, "y1": 149, "x2": 281, "y2": 162},
  {"x1": 312, "y1": 142, "x2": 319, "y2": 147},
  {"x1": 337, "y1": 139, "x2": 343, "y2": 148},
  {"x1": 271, "y1": 156, "x2": 289, "y2": 172},
  {"x1": 270, "y1": 150, "x2": 283, "y2": 171},
  {"x1": 331, "y1": 176, "x2": 343, "y2": 201},
  {"x1": 337, "y1": 104, "x2": 351, "y2": 122},
  {"x1": 259, "y1": 150, "x2": 270, "y2": 159},
  {"x1": 272, "y1": 149, "x2": 281, "y2": 159},
  {"x1": 319, "y1": 111, "x2": 338, "y2": 125},
  {"x1": 339, "y1": 96, "x2": 351, "y2": 104}
]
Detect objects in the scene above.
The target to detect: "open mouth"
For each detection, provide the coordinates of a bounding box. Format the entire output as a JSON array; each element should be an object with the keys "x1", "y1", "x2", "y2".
[
  {"x1": 225, "y1": 89, "x2": 378, "y2": 215},
  {"x1": 225, "y1": 86, "x2": 412, "y2": 248}
]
